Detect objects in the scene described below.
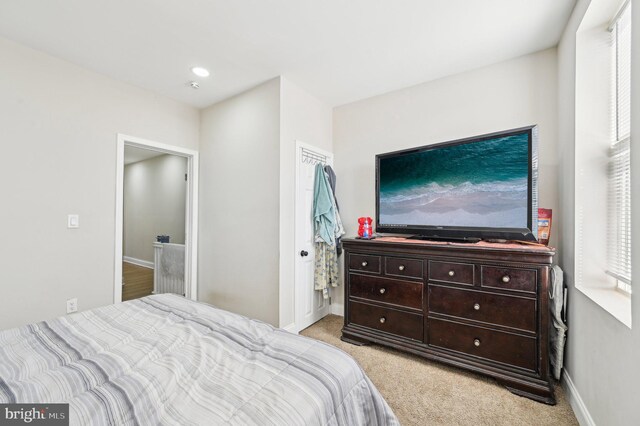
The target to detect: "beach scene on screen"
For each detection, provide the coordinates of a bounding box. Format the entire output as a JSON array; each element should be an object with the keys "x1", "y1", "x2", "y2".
[{"x1": 379, "y1": 134, "x2": 529, "y2": 228}]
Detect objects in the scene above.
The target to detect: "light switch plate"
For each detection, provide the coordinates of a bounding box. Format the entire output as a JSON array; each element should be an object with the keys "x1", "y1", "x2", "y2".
[{"x1": 67, "y1": 214, "x2": 79, "y2": 228}]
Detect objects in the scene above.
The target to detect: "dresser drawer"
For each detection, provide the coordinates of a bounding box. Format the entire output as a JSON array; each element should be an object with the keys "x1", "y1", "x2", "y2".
[
  {"x1": 429, "y1": 260, "x2": 474, "y2": 285},
  {"x1": 385, "y1": 257, "x2": 423, "y2": 279},
  {"x1": 350, "y1": 274, "x2": 423, "y2": 310},
  {"x1": 429, "y1": 318, "x2": 536, "y2": 371},
  {"x1": 349, "y1": 253, "x2": 381, "y2": 274},
  {"x1": 428, "y1": 285, "x2": 536, "y2": 332},
  {"x1": 349, "y1": 301, "x2": 423, "y2": 341},
  {"x1": 481, "y1": 266, "x2": 537, "y2": 294}
]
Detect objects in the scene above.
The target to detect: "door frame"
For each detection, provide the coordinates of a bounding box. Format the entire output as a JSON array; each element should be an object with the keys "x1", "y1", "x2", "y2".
[
  {"x1": 293, "y1": 140, "x2": 334, "y2": 333},
  {"x1": 114, "y1": 134, "x2": 199, "y2": 303}
]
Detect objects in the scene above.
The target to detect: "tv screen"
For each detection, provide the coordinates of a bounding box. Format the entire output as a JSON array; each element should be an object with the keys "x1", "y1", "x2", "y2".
[{"x1": 376, "y1": 126, "x2": 538, "y2": 241}]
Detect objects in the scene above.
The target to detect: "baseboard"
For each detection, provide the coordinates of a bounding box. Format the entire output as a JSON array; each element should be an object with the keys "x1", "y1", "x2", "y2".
[
  {"x1": 330, "y1": 302, "x2": 344, "y2": 316},
  {"x1": 563, "y1": 370, "x2": 596, "y2": 426},
  {"x1": 123, "y1": 256, "x2": 154, "y2": 269}
]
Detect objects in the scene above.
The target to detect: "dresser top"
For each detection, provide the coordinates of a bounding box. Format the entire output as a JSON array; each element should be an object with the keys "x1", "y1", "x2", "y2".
[{"x1": 343, "y1": 236, "x2": 555, "y2": 255}]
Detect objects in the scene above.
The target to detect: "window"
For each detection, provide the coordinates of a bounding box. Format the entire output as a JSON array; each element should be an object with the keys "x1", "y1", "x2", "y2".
[
  {"x1": 607, "y1": 2, "x2": 632, "y2": 294},
  {"x1": 575, "y1": 0, "x2": 632, "y2": 326}
]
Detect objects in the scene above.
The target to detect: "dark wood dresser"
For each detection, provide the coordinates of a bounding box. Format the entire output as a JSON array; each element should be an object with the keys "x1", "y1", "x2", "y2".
[{"x1": 341, "y1": 237, "x2": 556, "y2": 404}]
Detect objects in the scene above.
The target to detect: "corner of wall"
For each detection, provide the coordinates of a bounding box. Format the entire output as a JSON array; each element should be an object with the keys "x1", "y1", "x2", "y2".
[
  {"x1": 556, "y1": 1, "x2": 640, "y2": 424},
  {"x1": 197, "y1": 78, "x2": 282, "y2": 326},
  {"x1": 278, "y1": 78, "x2": 334, "y2": 328}
]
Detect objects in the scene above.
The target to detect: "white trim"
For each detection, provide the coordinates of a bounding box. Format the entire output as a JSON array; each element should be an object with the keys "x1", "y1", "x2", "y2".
[
  {"x1": 282, "y1": 323, "x2": 298, "y2": 334},
  {"x1": 575, "y1": 284, "x2": 632, "y2": 328},
  {"x1": 330, "y1": 302, "x2": 344, "y2": 317},
  {"x1": 114, "y1": 134, "x2": 199, "y2": 304},
  {"x1": 123, "y1": 256, "x2": 154, "y2": 269},
  {"x1": 293, "y1": 140, "x2": 334, "y2": 333},
  {"x1": 607, "y1": 0, "x2": 631, "y2": 32},
  {"x1": 563, "y1": 371, "x2": 596, "y2": 426},
  {"x1": 115, "y1": 137, "x2": 125, "y2": 304}
]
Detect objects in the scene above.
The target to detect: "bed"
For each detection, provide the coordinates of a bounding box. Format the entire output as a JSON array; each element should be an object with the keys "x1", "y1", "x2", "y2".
[{"x1": 0, "y1": 294, "x2": 398, "y2": 425}]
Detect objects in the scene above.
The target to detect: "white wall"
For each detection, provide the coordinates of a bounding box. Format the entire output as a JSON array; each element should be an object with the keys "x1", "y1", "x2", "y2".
[
  {"x1": 332, "y1": 48, "x2": 559, "y2": 309},
  {"x1": 198, "y1": 76, "x2": 333, "y2": 329},
  {"x1": 124, "y1": 154, "x2": 188, "y2": 263},
  {"x1": 558, "y1": 0, "x2": 640, "y2": 424},
  {"x1": 198, "y1": 78, "x2": 281, "y2": 326},
  {"x1": 278, "y1": 78, "x2": 333, "y2": 329},
  {"x1": 0, "y1": 37, "x2": 199, "y2": 330}
]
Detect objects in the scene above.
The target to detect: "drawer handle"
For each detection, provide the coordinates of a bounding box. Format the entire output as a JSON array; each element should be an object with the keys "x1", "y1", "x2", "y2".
[
  {"x1": 448, "y1": 270, "x2": 455, "y2": 277},
  {"x1": 362, "y1": 261, "x2": 368, "y2": 267},
  {"x1": 379, "y1": 317, "x2": 386, "y2": 324},
  {"x1": 398, "y1": 265, "x2": 405, "y2": 271},
  {"x1": 473, "y1": 303, "x2": 480, "y2": 311},
  {"x1": 379, "y1": 288, "x2": 386, "y2": 294},
  {"x1": 502, "y1": 275, "x2": 511, "y2": 283},
  {"x1": 473, "y1": 338, "x2": 481, "y2": 347}
]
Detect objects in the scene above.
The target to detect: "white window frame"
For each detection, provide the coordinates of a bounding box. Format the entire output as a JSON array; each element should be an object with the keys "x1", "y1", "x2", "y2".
[
  {"x1": 606, "y1": 1, "x2": 632, "y2": 295},
  {"x1": 574, "y1": 0, "x2": 632, "y2": 328}
]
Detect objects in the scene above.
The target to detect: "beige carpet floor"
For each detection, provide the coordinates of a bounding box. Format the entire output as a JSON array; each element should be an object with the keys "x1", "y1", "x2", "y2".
[{"x1": 301, "y1": 315, "x2": 578, "y2": 426}]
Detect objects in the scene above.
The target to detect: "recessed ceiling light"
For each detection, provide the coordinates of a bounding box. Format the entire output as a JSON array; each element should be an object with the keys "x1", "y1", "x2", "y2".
[{"x1": 191, "y1": 67, "x2": 210, "y2": 77}]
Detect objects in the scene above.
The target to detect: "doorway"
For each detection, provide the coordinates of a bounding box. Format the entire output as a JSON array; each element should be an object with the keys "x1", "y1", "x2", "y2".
[
  {"x1": 114, "y1": 134, "x2": 199, "y2": 303},
  {"x1": 294, "y1": 141, "x2": 334, "y2": 332}
]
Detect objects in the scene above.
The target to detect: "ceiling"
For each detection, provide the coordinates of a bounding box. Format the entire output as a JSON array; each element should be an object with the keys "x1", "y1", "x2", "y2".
[
  {"x1": 0, "y1": 0, "x2": 575, "y2": 108},
  {"x1": 124, "y1": 146, "x2": 164, "y2": 165}
]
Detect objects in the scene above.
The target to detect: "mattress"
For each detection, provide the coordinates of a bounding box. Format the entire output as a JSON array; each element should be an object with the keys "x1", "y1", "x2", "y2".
[{"x1": 0, "y1": 294, "x2": 398, "y2": 425}]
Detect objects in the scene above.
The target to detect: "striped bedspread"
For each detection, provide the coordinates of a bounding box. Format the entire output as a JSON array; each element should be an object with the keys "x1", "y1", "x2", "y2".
[{"x1": 0, "y1": 294, "x2": 398, "y2": 425}]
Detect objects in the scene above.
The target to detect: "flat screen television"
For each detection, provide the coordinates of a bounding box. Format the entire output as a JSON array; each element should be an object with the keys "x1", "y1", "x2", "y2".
[{"x1": 375, "y1": 126, "x2": 538, "y2": 242}]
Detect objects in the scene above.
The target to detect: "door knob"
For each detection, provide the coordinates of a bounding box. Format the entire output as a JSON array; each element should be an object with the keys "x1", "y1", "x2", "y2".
[{"x1": 300, "y1": 250, "x2": 309, "y2": 257}]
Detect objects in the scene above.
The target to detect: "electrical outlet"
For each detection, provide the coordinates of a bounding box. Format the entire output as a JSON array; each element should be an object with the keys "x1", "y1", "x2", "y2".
[{"x1": 66, "y1": 298, "x2": 78, "y2": 314}]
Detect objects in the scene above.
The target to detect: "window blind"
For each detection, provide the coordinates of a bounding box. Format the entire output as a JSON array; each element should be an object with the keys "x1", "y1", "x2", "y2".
[{"x1": 607, "y1": 2, "x2": 632, "y2": 293}]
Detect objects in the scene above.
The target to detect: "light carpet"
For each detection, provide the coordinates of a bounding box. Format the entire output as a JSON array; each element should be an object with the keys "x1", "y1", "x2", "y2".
[{"x1": 301, "y1": 315, "x2": 578, "y2": 426}]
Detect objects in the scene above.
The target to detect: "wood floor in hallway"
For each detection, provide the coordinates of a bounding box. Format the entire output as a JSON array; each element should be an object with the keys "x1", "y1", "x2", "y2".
[{"x1": 122, "y1": 262, "x2": 154, "y2": 301}]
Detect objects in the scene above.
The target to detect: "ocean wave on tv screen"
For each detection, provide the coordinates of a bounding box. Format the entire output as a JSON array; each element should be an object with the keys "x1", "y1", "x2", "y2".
[
  {"x1": 378, "y1": 133, "x2": 530, "y2": 194},
  {"x1": 379, "y1": 177, "x2": 528, "y2": 228}
]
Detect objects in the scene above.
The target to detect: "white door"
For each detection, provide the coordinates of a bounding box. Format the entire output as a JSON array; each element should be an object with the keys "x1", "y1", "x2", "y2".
[{"x1": 294, "y1": 142, "x2": 334, "y2": 332}]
